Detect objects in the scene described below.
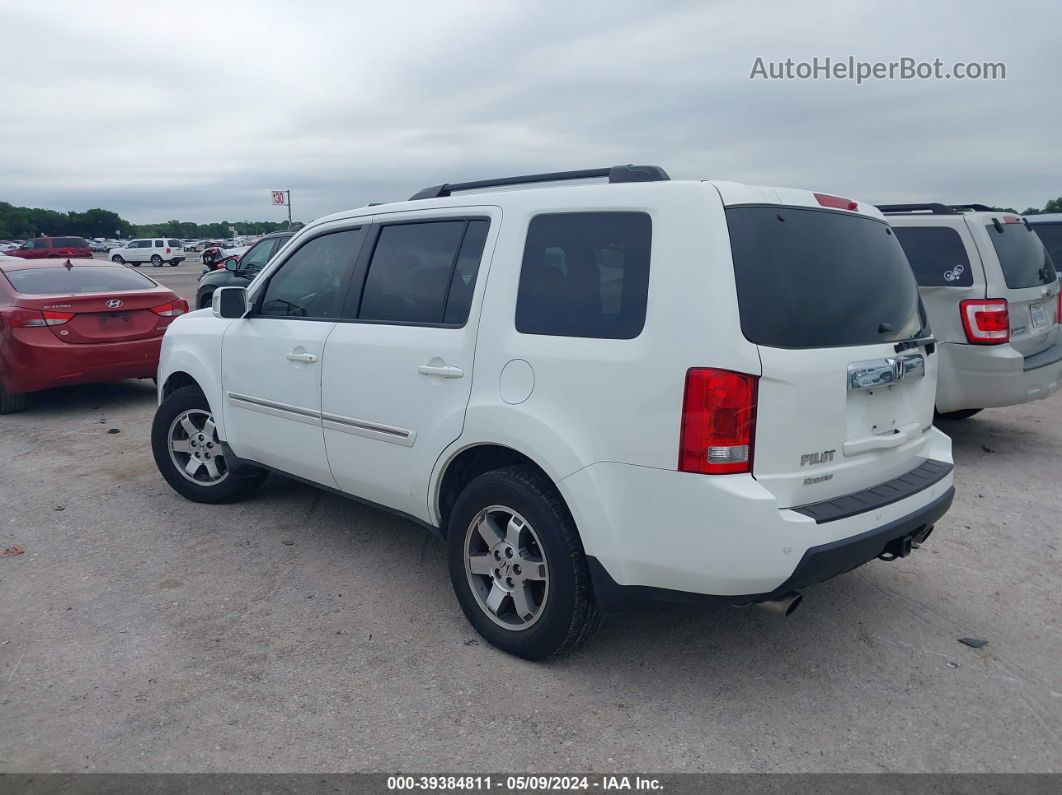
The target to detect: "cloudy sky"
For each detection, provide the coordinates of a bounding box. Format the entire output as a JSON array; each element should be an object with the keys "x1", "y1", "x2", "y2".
[{"x1": 0, "y1": 0, "x2": 1057, "y2": 224}]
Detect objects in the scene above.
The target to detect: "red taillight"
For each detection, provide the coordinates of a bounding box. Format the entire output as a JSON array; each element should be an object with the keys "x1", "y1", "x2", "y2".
[
  {"x1": 1, "y1": 308, "x2": 73, "y2": 327},
  {"x1": 678, "y1": 368, "x2": 758, "y2": 475},
  {"x1": 150, "y1": 299, "x2": 189, "y2": 317},
  {"x1": 960, "y1": 299, "x2": 1009, "y2": 344},
  {"x1": 814, "y1": 193, "x2": 858, "y2": 211},
  {"x1": 165, "y1": 247, "x2": 171, "y2": 254}
]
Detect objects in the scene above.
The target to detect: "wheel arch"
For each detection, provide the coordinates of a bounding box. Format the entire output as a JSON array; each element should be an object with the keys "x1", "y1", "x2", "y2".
[
  {"x1": 157, "y1": 332, "x2": 227, "y2": 439},
  {"x1": 432, "y1": 442, "x2": 563, "y2": 536}
]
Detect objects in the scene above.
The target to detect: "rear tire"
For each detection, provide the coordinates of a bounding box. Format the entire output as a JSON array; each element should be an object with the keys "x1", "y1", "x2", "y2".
[
  {"x1": 0, "y1": 383, "x2": 28, "y2": 414},
  {"x1": 446, "y1": 466, "x2": 600, "y2": 660},
  {"x1": 170, "y1": 260, "x2": 179, "y2": 267},
  {"x1": 151, "y1": 385, "x2": 267, "y2": 504},
  {"x1": 936, "y1": 408, "x2": 983, "y2": 420},
  {"x1": 150, "y1": 255, "x2": 163, "y2": 267}
]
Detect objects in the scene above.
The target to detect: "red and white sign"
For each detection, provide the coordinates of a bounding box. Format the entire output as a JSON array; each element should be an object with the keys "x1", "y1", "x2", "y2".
[{"x1": 271, "y1": 191, "x2": 287, "y2": 205}]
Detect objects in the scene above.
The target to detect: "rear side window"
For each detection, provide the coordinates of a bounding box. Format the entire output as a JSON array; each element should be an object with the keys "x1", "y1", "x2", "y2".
[
  {"x1": 1031, "y1": 224, "x2": 1062, "y2": 270},
  {"x1": 4, "y1": 266, "x2": 156, "y2": 295},
  {"x1": 154, "y1": 240, "x2": 164, "y2": 248},
  {"x1": 985, "y1": 222, "x2": 1056, "y2": 289},
  {"x1": 516, "y1": 212, "x2": 651, "y2": 339},
  {"x1": 726, "y1": 206, "x2": 924, "y2": 349},
  {"x1": 356, "y1": 219, "x2": 487, "y2": 326},
  {"x1": 892, "y1": 226, "x2": 973, "y2": 286}
]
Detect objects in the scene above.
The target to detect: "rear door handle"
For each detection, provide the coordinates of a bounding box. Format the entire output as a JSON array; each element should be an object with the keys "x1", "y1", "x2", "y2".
[
  {"x1": 286, "y1": 351, "x2": 319, "y2": 363},
  {"x1": 417, "y1": 364, "x2": 464, "y2": 379}
]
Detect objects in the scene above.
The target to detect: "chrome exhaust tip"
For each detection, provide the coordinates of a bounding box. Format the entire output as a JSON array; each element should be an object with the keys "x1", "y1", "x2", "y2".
[{"x1": 756, "y1": 591, "x2": 803, "y2": 617}]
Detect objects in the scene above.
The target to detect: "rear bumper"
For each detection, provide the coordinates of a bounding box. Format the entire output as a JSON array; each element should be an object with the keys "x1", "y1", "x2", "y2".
[
  {"x1": 557, "y1": 428, "x2": 955, "y2": 614},
  {"x1": 936, "y1": 340, "x2": 1062, "y2": 412},
  {"x1": 0, "y1": 329, "x2": 161, "y2": 394},
  {"x1": 587, "y1": 487, "x2": 953, "y2": 613}
]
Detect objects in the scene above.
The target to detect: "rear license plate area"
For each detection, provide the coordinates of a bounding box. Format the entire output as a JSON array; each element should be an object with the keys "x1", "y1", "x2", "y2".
[
  {"x1": 99, "y1": 312, "x2": 132, "y2": 327},
  {"x1": 1030, "y1": 302, "x2": 1047, "y2": 328}
]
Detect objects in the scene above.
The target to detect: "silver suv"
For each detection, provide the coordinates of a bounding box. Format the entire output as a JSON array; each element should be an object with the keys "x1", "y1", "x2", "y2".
[{"x1": 881, "y1": 204, "x2": 1062, "y2": 418}]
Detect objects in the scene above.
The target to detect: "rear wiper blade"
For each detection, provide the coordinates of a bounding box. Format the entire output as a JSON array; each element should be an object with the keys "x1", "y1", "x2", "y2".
[{"x1": 894, "y1": 335, "x2": 936, "y2": 352}]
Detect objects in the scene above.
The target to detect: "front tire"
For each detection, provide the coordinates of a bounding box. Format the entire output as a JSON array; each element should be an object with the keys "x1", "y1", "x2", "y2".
[
  {"x1": 150, "y1": 255, "x2": 163, "y2": 267},
  {"x1": 111, "y1": 254, "x2": 124, "y2": 264},
  {"x1": 936, "y1": 408, "x2": 983, "y2": 420},
  {"x1": 151, "y1": 385, "x2": 267, "y2": 504},
  {"x1": 198, "y1": 291, "x2": 214, "y2": 310},
  {"x1": 446, "y1": 466, "x2": 600, "y2": 660},
  {"x1": 0, "y1": 383, "x2": 28, "y2": 414}
]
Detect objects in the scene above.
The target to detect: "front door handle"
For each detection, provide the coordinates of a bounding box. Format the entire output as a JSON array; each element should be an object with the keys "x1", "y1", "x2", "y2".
[
  {"x1": 417, "y1": 364, "x2": 464, "y2": 379},
  {"x1": 286, "y1": 351, "x2": 319, "y2": 364}
]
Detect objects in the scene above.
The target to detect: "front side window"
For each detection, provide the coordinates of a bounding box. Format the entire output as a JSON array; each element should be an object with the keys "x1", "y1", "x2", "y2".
[
  {"x1": 892, "y1": 226, "x2": 974, "y2": 287},
  {"x1": 356, "y1": 219, "x2": 487, "y2": 325},
  {"x1": 258, "y1": 229, "x2": 361, "y2": 319},
  {"x1": 238, "y1": 238, "x2": 281, "y2": 273},
  {"x1": 167, "y1": 239, "x2": 181, "y2": 248},
  {"x1": 986, "y1": 221, "x2": 1056, "y2": 289},
  {"x1": 516, "y1": 212, "x2": 651, "y2": 339}
]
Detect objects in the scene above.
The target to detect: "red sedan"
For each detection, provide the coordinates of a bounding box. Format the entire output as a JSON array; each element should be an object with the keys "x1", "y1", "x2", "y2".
[{"x1": 0, "y1": 258, "x2": 188, "y2": 413}]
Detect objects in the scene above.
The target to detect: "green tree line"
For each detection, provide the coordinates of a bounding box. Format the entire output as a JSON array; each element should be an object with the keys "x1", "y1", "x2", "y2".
[{"x1": 0, "y1": 201, "x2": 298, "y2": 241}]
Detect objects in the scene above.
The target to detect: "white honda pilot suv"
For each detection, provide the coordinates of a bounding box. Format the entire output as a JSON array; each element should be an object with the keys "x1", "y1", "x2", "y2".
[{"x1": 152, "y1": 166, "x2": 955, "y2": 659}]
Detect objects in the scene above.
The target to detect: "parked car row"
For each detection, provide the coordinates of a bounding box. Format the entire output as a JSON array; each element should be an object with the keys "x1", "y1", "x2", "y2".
[{"x1": 2, "y1": 166, "x2": 1058, "y2": 662}]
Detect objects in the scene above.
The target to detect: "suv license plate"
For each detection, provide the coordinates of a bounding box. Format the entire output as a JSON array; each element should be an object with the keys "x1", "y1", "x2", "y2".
[{"x1": 1030, "y1": 302, "x2": 1047, "y2": 328}]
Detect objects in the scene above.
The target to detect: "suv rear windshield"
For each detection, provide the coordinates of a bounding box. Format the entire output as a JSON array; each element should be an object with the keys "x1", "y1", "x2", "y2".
[
  {"x1": 892, "y1": 226, "x2": 973, "y2": 287},
  {"x1": 985, "y1": 222, "x2": 1056, "y2": 289},
  {"x1": 1030, "y1": 223, "x2": 1062, "y2": 267},
  {"x1": 4, "y1": 266, "x2": 156, "y2": 295},
  {"x1": 726, "y1": 206, "x2": 924, "y2": 349}
]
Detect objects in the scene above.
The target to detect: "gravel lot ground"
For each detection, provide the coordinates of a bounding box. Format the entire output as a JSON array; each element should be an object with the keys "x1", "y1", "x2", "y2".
[{"x1": 1, "y1": 261, "x2": 1060, "y2": 772}]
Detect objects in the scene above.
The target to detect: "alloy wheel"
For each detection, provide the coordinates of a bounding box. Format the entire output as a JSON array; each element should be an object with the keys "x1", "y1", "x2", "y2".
[
  {"x1": 167, "y1": 409, "x2": 229, "y2": 485},
  {"x1": 464, "y1": 505, "x2": 549, "y2": 630}
]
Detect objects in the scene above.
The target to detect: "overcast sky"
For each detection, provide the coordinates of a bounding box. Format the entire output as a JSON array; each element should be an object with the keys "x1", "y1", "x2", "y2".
[{"x1": 0, "y1": 0, "x2": 1057, "y2": 224}]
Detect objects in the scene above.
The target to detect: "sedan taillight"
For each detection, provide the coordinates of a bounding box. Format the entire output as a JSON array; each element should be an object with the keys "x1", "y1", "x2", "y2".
[
  {"x1": 960, "y1": 299, "x2": 1009, "y2": 344},
  {"x1": 1, "y1": 308, "x2": 74, "y2": 327},
  {"x1": 150, "y1": 299, "x2": 189, "y2": 317}
]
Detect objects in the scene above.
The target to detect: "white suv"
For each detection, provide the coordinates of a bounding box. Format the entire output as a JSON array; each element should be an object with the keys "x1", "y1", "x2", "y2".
[
  {"x1": 881, "y1": 204, "x2": 1062, "y2": 418},
  {"x1": 109, "y1": 238, "x2": 186, "y2": 267},
  {"x1": 151, "y1": 166, "x2": 954, "y2": 659}
]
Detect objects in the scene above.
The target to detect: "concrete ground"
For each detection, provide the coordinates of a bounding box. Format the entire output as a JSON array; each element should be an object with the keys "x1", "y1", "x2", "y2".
[{"x1": 1, "y1": 262, "x2": 1060, "y2": 772}]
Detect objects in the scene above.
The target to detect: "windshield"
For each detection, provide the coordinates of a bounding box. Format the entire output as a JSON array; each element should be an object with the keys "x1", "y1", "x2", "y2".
[
  {"x1": 984, "y1": 221, "x2": 1056, "y2": 289},
  {"x1": 4, "y1": 266, "x2": 156, "y2": 295},
  {"x1": 726, "y1": 206, "x2": 925, "y2": 349}
]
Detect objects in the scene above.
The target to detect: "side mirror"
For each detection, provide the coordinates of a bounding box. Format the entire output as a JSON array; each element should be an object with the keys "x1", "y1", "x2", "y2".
[
  {"x1": 213, "y1": 286, "x2": 249, "y2": 319},
  {"x1": 224, "y1": 257, "x2": 238, "y2": 272}
]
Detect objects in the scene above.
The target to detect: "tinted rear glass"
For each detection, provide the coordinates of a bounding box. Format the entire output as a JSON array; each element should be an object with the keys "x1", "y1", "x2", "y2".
[
  {"x1": 985, "y1": 222, "x2": 1056, "y2": 289},
  {"x1": 1030, "y1": 224, "x2": 1062, "y2": 275},
  {"x1": 726, "y1": 206, "x2": 924, "y2": 348},
  {"x1": 892, "y1": 226, "x2": 973, "y2": 286},
  {"x1": 4, "y1": 266, "x2": 156, "y2": 295}
]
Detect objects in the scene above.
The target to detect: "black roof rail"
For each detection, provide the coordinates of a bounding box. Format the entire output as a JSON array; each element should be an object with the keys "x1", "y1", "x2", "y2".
[
  {"x1": 876, "y1": 203, "x2": 960, "y2": 215},
  {"x1": 947, "y1": 203, "x2": 1002, "y2": 212},
  {"x1": 409, "y1": 164, "x2": 670, "y2": 201}
]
